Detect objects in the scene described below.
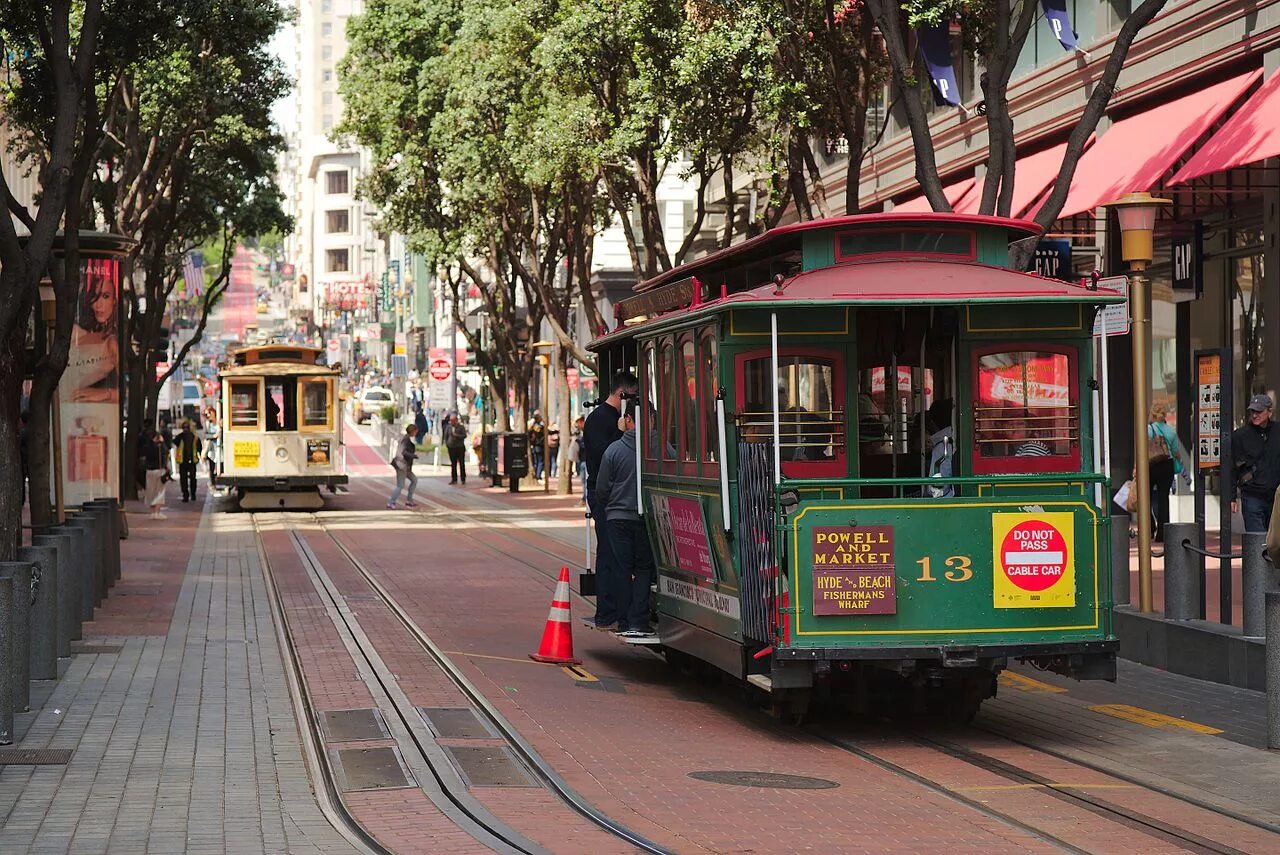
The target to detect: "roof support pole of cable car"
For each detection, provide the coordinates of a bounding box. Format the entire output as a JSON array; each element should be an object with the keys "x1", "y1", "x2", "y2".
[
  {"x1": 716, "y1": 391, "x2": 730, "y2": 532},
  {"x1": 635, "y1": 395, "x2": 643, "y2": 516},
  {"x1": 1101, "y1": 325, "x2": 1112, "y2": 509},
  {"x1": 1092, "y1": 338, "x2": 1104, "y2": 509},
  {"x1": 770, "y1": 313, "x2": 781, "y2": 486}
]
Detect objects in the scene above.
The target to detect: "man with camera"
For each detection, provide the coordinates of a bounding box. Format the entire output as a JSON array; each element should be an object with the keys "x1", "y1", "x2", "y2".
[{"x1": 1231, "y1": 394, "x2": 1280, "y2": 532}]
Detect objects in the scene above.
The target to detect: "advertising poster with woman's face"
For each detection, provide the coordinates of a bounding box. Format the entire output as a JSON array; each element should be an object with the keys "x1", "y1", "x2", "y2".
[{"x1": 59, "y1": 257, "x2": 121, "y2": 504}]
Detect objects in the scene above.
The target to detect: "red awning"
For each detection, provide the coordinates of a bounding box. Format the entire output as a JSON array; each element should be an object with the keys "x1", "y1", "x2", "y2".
[
  {"x1": 955, "y1": 138, "x2": 1093, "y2": 218},
  {"x1": 893, "y1": 178, "x2": 976, "y2": 212},
  {"x1": 1171, "y1": 69, "x2": 1280, "y2": 185},
  {"x1": 1056, "y1": 70, "x2": 1261, "y2": 218}
]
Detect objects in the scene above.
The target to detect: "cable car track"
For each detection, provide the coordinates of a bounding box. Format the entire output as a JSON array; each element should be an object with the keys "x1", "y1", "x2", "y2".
[
  {"x1": 812, "y1": 727, "x2": 1267, "y2": 855},
  {"x1": 334, "y1": 474, "x2": 1280, "y2": 851},
  {"x1": 255, "y1": 509, "x2": 671, "y2": 855}
]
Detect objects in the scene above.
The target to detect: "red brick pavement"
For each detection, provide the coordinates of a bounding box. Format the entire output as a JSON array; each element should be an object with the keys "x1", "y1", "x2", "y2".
[
  {"x1": 324, "y1": 484, "x2": 1053, "y2": 855},
  {"x1": 65, "y1": 496, "x2": 200, "y2": 637}
]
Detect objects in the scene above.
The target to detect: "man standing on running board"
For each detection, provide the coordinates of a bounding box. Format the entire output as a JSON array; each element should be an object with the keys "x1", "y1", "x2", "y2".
[
  {"x1": 595, "y1": 399, "x2": 657, "y2": 642},
  {"x1": 581, "y1": 370, "x2": 638, "y2": 630}
]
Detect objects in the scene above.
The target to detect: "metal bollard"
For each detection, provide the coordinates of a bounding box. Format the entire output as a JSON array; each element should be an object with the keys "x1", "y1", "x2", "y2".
[
  {"x1": 0, "y1": 564, "x2": 32, "y2": 712},
  {"x1": 45, "y1": 526, "x2": 85, "y2": 643},
  {"x1": 1267, "y1": 591, "x2": 1280, "y2": 749},
  {"x1": 18, "y1": 546, "x2": 58, "y2": 680},
  {"x1": 77, "y1": 508, "x2": 108, "y2": 605},
  {"x1": 1162, "y1": 522, "x2": 1202, "y2": 621},
  {"x1": 1111, "y1": 514, "x2": 1131, "y2": 606},
  {"x1": 0, "y1": 572, "x2": 13, "y2": 744},
  {"x1": 1242, "y1": 532, "x2": 1271, "y2": 637},
  {"x1": 85, "y1": 499, "x2": 121, "y2": 589},
  {"x1": 65, "y1": 516, "x2": 101, "y2": 621}
]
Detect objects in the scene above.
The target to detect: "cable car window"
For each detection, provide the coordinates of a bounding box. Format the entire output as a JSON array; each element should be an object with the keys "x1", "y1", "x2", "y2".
[
  {"x1": 660, "y1": 339, "x2": 678, "y2": 461},
  {"x1": 700, "y1": 332, "x2": 718, "y2": 464},
  {"x1": 741, "y1": 356, "x2": 839, "y2": 462},
  {"x1": 680, "y1": 337, "x2": 697, "y2": 462},
  {"x1": 229, "y1": 382, "x2": 259, "y2": 429},
  {"x1": 301, "y1": 380, "x2": 330, "y2": 428},
  {"x1": 643, "y1": 342, "x2": 658, "y2": 460},
  {"x1": 836, "y1": 228, "x2": 974, "y2": 261},
  {"x1": 858, "y1": 367, "x2": 934, "y2": 456},
  {"x1": 973, "y1": 350, "x2": 1078, "y2": 470},
  {"x1": 264, "y1": 378, "x2": 297, "y2": 431}
]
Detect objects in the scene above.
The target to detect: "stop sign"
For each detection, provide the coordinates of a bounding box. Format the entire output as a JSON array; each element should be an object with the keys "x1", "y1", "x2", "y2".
[
  {"x1": 999, "y1": 519, "x2": 1068, "y2": 592},
  {"x1": 429, "y1": 358, "x2": 452, "y2": 382}
]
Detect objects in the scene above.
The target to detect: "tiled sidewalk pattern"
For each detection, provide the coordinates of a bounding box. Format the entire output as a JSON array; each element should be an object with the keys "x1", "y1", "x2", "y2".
[{"x1": 0, "y1": 508, "x2": 359, "y2": 855}]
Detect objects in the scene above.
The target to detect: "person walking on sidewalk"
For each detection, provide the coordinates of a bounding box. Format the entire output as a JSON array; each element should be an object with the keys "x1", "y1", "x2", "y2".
[
  {"x1": 142, "y1": 430, "x2": 170, "y2": 520},
  {"x1": 1146, "y1": 403, "x2": 1190, "y2": 542},
  {"x1": 1233, "y1": 394, "x2": 1280, "y2": 532},
  {"x1": 445, "y1": 413, "x2": 468, "y2": 484},
  {"x1": 388, "y1": 423, "x2": 419, "y2": 509},
  {"x1": 595, "y1": 400, "x2": 656, "y2": 641},
  {"x1": 174, "y1": 420, "x2": 203, "y2": 503},
  {"x1": 528, "y1": 411, "x2": 546, "y2": 481}
]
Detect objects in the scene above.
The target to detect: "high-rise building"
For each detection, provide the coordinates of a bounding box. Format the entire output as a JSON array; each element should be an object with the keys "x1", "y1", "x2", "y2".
[{"x1": 283, "y1": 0, "x2": 382, "y2": 347}]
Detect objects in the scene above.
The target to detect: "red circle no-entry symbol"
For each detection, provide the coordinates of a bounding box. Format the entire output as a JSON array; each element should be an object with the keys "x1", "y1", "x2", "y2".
[{"x1": 999, "y1": 520, "x2": 1068, "y2": 592}]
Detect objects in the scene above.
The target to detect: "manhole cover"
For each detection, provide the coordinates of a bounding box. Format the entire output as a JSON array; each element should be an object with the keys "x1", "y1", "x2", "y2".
[
  {"x1": 688, "y1": 771, "x2": 839, "y2": 790},
  {"x1": 418, "y1": 707, "x2": 497, "y2": 739},
  {"x1": 319, "y1": 709, "x2": 389, "y2": 742},
  {"x1": 445, "y1": 745, "x2": 538, "y2": 788},
  {"x1": 332, "y1": 747, "x2": 414, "y2": 791},
  {"x1": 0, "y1": 749, "x2": 73, "y2": 766}
]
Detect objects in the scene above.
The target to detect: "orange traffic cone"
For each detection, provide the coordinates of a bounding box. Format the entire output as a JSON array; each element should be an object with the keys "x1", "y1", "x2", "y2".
[{"x1": 530, "y1": 567, "x2": 580, "y2": 665}]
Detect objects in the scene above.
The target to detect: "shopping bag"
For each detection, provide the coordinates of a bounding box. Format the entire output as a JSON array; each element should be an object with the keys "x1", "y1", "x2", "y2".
[{"x1": 1114, "y1": 480, "x2": 1135, "y2": 513}]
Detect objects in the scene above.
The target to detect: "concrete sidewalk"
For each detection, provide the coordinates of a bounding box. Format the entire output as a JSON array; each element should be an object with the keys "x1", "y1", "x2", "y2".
[{"x1": 0, "y1": 499, "x2": 358, "y2": 855}]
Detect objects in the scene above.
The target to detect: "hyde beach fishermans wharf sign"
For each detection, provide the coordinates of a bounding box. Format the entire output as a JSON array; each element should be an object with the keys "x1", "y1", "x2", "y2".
[{"x1": 811, "y1": 526, "x2": 897, "y2": 615}]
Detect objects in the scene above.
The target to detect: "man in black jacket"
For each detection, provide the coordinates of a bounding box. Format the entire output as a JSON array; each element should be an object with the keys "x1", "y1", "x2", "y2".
[
  {"x1": 174, "y1": 421, "x2": 203, "y2": 503},
  {"x1": 1232, "y1": 394, "x2": 1280, "y2": 532},
  {"x1": 581, "y1": 370, "x2": 638, "y2": 630}
]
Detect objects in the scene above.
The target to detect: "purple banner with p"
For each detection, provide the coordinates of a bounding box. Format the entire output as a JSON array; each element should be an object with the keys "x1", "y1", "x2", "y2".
[
  {"x1": 918, "y1": 24, "x2": 960, "y2": 107},
  {"x1": 1041, "y1": 0, "x2": 1078, "y2": 50}
]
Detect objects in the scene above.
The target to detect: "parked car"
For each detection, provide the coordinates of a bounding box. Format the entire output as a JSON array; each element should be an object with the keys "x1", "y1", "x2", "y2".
[{"x1": 353, "y1": 386, "x2": 394, "y2": 424}]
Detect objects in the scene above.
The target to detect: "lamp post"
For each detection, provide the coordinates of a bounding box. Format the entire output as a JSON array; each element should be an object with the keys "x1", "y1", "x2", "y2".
[
  {"x1": 531, "y1": 340, "x2": 555, "y2": 493},
  {"x1": 1107, "y1": 191, "x2": 1172, "y2": 613}
]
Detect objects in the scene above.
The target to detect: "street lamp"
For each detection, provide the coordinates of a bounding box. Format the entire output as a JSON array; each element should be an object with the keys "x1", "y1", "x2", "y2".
[
  {"x1": 1107, "y1": 191, "x2": 1172, "y2": 614},
  {"x1": 531, "y1": 340, "x2": 555, "y2": 493}
]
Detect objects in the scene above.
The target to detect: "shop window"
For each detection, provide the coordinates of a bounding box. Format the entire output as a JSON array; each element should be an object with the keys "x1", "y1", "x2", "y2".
[
  {"x1": 229, "y1": 382, "x2": 260, "y2": 429},
  {"x1": 643, "y1": 342, "x2": 657, "y2": 460},
  {"x1": 700, "y1": 332, "x2": 718, "y2": 464},
  {"x1": 738, "y1": 350, "x2": 845, "y2": 477},
  {"x1": 972, "y1": 349, "x2": 1079, "y2": 473},
  {"x1": 264, "y1": 378, "x2": 297, "y2": 431},
  {"x1": 680, "y1": 336, "x2": 698, "y2": 462},
  {"x1": 301, "y1": 380, "x2": 330, "y2": 428}
]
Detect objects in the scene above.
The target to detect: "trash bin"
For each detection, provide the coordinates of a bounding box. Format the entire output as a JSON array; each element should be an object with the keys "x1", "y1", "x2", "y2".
[{"x1": 500, "y1": 432, "x2": 529, "y2": 492}]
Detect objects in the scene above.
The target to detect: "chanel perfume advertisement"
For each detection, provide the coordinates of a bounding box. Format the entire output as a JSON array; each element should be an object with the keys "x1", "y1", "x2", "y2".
[{"x1": 59, "y1": 257, "x2": 121, "y2": 505}]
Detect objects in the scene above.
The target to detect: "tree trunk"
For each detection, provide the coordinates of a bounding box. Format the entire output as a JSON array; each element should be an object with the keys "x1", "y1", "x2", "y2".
[
  {"x1": 721, "y1": 155, "x2": 736, "y2": 249},
  {"x1": 0, "y1": 325, "x2": 28, "y2": 560},
  {"x1": 555, "y1": 347, "x2": 572, "y2": 496}
]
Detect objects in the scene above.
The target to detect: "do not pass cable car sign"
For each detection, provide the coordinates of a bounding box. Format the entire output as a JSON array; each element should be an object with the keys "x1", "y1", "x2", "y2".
[
  {"x1": 992, "y1": 512, "x2": 1076, "y2": 608},
  {"x1": 428, "y1": 358, "x2": 452, "y2": 382}
]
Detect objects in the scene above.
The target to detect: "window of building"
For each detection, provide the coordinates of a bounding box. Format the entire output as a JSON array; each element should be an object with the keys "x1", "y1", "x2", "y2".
[
  {"x1": 321, "y1": 0, "x2": 332, "y2": 11},
  {"x1": 229, "y1": 382, "x2": 260, "y2": 429},
  {"x1": 325, "y1": 248, "x2": 349, "y2": 272},
  {"x1": 972, "y1": 348, "x2": 1079, "y2": 473},
  {"x1": 322, "y1": 114, "x2": 334, "y2": 132},
  {"x1": 322, "y1": 22, "x2": 333, "y2": 37},
  {"x1": 325, "y1": 170, "x2": 349, "y2": 195},
  {"x1": 322, "y1": 91, "x2": 333, "y2": 105},
  {"x1": 325, "y1": 209, "x2": 350, "y2": 233},
  {"x1": 321, "y1": 45, "x2": 333, "y2": 61},
  {"x1": 323, "y1": 69, "x2": 333, "y2": 83},
  {"x1": 1012, "y1": 1, "x2": 1098, "y2": 81}
]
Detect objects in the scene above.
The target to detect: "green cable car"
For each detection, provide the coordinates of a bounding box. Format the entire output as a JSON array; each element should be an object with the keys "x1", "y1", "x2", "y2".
[{"x1": 589, "y1": 212, "x2": 1123, "y2": 719}]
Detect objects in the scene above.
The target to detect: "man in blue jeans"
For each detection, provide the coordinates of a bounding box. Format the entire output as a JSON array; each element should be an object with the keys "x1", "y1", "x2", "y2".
[
  {"x1": 581, "y1": 371, "x2": 638, "y2": 629},
  {"x1": 1232, "y1": 394, "x2": 1280, "y2": 531},
  {"x1": 595, "y1": 400, "x2": 656, "y2": 641}
]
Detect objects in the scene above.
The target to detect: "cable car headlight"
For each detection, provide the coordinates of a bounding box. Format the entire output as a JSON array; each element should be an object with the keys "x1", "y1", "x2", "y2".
[{"x1": 275, "y1": 447, "x2": 290, "y2": 461}]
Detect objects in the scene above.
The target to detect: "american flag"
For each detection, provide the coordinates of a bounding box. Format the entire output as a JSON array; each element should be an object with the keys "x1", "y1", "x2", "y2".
[{"x1": 182, "y1": 251, "x2": 204, "y2": 298}]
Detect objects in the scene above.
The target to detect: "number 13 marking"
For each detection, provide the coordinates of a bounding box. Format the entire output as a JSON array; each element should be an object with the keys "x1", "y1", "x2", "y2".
[{"x1": 915, "y1": 555, "x2": 973, "y2": 583}]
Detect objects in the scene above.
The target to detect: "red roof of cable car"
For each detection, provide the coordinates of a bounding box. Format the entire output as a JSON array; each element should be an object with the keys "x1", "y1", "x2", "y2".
[
  {"x1": 727, "y1": 259, "x2": 1118, "y2": 304},
  {"x1": 634, "y1": 212, "x2": 1043, "y2": 294}
]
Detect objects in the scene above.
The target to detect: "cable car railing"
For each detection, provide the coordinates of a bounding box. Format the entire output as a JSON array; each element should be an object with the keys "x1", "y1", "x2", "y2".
[
  {"x1": 775, "y1": 472, "x2": 1110, "y2": 501},
  {"x1": 735, "y1": 408, "x2": 846, "y2": 460},
  {"x1": 972, "y1": 404, "x2": 1082, "y2": 449}
]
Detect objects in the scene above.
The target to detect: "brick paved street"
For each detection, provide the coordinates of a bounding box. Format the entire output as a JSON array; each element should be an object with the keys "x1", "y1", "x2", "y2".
[{"x1": 0, "y1": 499, "x2": 361, "y2": 855}]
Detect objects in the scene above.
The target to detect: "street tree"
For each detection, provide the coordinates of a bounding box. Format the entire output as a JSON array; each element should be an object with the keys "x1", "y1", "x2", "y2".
[{"x1": 864, "y1": 0, "x2": 1170, "y2": 261}]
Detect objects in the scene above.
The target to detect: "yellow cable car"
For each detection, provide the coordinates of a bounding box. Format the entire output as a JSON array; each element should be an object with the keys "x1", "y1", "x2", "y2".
[{"x1": 218, "y1": 344, "x2": 347, "y2": 510}]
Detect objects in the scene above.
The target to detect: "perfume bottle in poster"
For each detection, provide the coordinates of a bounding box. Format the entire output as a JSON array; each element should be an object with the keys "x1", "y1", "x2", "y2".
[{"x1": 68, "y1": 416, "x2": 108, "y2": 483}]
